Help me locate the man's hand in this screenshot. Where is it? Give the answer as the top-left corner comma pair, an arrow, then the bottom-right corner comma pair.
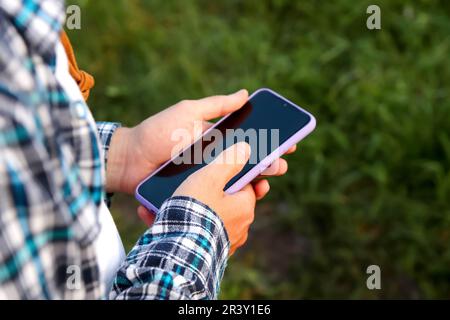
106,89 -> 294,195
173,142 -> 255,256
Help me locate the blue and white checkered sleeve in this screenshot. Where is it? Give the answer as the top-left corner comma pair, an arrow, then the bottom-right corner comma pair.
96,122 -> 121,206
110,196 -> 230,300
96,122 -> 121,165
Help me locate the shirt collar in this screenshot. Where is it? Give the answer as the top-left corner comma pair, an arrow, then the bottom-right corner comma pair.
0,0 -> 65,58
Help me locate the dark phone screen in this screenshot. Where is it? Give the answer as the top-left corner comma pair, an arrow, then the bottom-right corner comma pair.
137,90 -> 311,209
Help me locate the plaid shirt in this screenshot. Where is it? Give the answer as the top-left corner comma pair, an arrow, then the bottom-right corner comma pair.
0,0 -> 229,300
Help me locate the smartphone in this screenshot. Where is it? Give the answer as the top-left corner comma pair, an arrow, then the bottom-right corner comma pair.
136,88 -> 316,212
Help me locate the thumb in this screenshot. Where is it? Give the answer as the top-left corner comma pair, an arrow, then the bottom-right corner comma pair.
202,142 -> 251,188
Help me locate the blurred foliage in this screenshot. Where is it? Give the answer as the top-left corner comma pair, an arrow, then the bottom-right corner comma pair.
67,0 -> 450,299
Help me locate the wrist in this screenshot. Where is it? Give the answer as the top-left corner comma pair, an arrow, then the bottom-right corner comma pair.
105,126 -> 132,193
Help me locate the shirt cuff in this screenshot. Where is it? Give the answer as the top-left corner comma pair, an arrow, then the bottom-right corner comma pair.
96,121 -> 121,165
96,121 -> 121,207
110,196 -> 230,300
155,196 -> 230,298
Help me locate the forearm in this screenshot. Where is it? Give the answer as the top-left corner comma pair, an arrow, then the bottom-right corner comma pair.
109,196 -> 230,300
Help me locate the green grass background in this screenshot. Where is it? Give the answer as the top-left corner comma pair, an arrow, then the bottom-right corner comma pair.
67,0 -> 450,299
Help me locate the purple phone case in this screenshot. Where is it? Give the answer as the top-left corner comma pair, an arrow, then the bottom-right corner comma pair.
135,88 -> 317,213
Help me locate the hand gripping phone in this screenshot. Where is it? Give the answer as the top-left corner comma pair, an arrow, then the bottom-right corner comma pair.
136,88 -> 316,212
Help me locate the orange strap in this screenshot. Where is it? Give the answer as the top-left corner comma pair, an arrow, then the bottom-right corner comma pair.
60,31 -> 95,101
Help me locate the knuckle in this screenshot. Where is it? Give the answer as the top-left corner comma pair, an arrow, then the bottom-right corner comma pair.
243,212 -> 255,227
177,99 -> 192,110
247,209 -> 255,223
239,232 -> 249,247
245,192 -> 257,210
